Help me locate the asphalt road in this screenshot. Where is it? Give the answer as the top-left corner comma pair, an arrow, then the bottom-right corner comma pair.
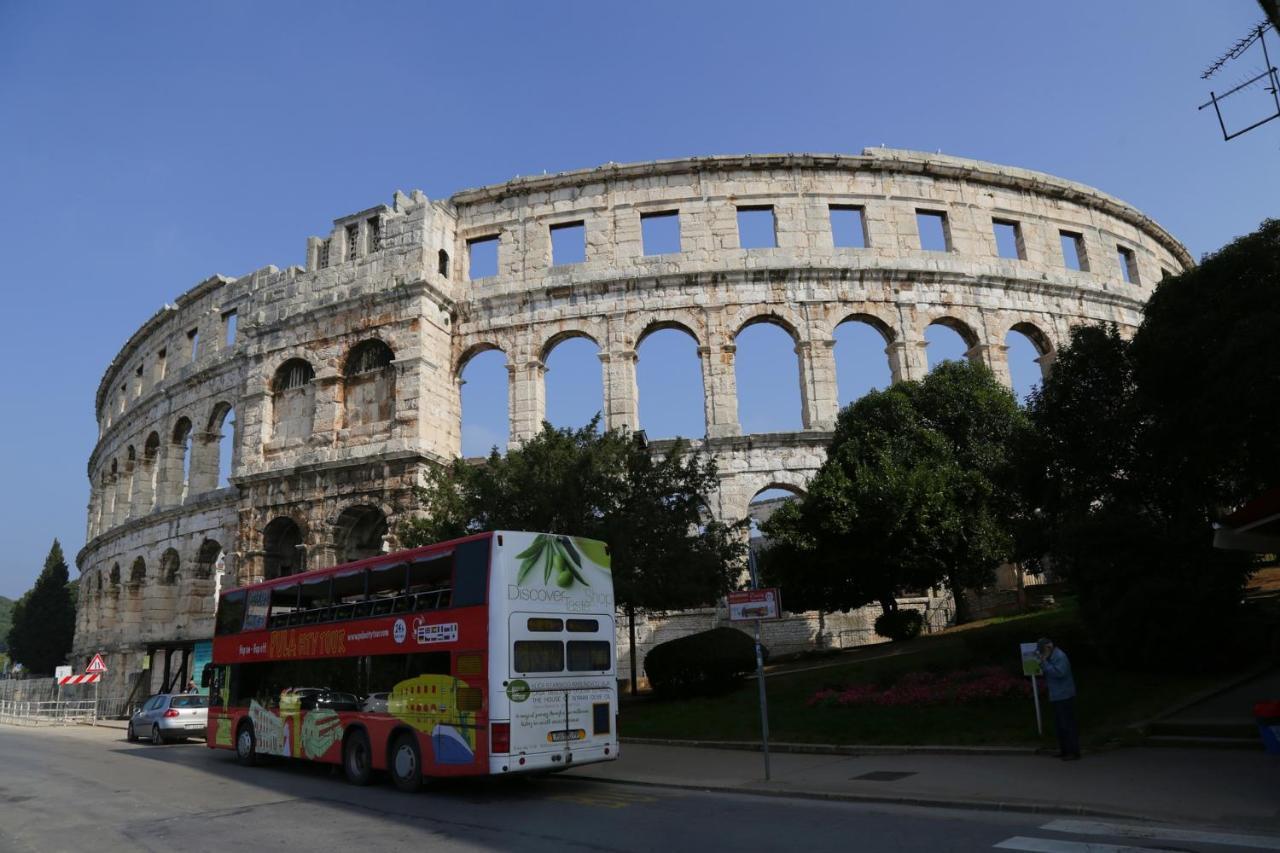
1,725 -> 1275,853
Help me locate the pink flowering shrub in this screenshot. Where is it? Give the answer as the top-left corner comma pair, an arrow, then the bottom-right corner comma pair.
807,665 -> 1030,708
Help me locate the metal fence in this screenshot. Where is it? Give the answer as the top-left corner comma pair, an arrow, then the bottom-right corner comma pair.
0,678 -> 135,725
0,700 -> 97,726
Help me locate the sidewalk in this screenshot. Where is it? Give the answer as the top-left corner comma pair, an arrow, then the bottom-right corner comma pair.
564,742 -> 1280,830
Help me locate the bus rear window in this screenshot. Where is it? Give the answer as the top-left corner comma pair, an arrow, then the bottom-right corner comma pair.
566,619 -> 599,633
527,618 -> 563,632
567,641 -> 611,672
514,641 -> 564,673
215,590 -> 246,636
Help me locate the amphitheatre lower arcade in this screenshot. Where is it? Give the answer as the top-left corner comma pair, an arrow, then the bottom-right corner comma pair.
75,149 -> 1191,696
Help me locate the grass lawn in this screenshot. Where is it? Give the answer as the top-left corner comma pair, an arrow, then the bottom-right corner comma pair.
621,606 -> 1244,749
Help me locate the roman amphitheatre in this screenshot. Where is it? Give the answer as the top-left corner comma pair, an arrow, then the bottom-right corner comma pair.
75,148 -> 1192,694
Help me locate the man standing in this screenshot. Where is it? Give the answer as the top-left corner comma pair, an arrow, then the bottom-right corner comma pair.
1037,637 -> 1080,760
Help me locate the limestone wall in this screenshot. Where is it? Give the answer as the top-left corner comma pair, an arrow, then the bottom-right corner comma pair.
76,149 -> 1191,691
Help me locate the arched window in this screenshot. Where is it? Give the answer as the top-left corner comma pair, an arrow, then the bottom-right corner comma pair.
543,334 -> 603,431
263,518 -> 305,579
342,340 -> 396,429
271,359 -> 316,441
637,324 -> 705,439
1006,323 -> 1055,402
206,403 -> 236,488
109,563 -> 121,586
925,319 -> 977,371
141,432 -> 161,513
333,505 -> 389,563
735,318 -> 802,434
748,485 -> 805,541
129,556 -> 146,585
160,548 -> 181,585
458,346 -> 508,457
195,539 -> 223,579
172,417 -> 193,504
122,446 -> 137,520
834,316 -> 894,405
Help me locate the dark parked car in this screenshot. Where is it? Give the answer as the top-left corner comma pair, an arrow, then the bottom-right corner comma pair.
128,693 -> 208,744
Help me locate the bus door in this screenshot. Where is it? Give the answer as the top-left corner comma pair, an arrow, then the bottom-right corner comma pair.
507,613 -> 616,762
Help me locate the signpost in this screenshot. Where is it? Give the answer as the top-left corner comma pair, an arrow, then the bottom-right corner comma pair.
731,555 -> 780,781
86,653 -> 107,727
1020,643 -> 1043,736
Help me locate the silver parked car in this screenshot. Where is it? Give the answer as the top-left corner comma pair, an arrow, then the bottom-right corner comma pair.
127,693 -> 209,744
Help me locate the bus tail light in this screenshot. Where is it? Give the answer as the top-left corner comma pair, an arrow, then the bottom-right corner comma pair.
164,709 -> 180,718
491,722 -> 510,754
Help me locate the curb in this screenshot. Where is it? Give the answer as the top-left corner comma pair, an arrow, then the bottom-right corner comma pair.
1129,663 -> 1277,734
621,737 -> 1038,757
558,772 -> 1159,824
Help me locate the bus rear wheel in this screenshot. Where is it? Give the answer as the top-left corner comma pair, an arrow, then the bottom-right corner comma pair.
235,721 -> 257,766
389,733 -> 423,793
343,731 -> 373,786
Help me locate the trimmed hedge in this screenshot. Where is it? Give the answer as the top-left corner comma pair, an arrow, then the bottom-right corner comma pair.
644,627 -> 766,698
874,609 -> 925,642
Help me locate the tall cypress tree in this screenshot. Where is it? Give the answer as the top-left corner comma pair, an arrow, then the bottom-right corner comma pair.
7,540 -> 76,675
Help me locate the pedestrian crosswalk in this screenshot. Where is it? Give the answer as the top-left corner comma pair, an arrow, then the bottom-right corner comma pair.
993,818 -> 1280,852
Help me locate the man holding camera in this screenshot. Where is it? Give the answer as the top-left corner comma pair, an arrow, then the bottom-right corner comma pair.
1037,637 -> 1080,760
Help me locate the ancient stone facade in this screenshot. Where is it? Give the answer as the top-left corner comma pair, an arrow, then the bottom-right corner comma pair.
76,149 -> 1192,693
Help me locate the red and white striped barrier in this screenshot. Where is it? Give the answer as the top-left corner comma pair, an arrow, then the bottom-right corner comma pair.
57,673 -> 101,685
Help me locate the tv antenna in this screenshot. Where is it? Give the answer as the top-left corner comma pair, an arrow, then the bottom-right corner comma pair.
1198,20 -> 1280,141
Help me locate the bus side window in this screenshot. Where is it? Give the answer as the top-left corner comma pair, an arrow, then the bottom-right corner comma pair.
452,539 -> 489,606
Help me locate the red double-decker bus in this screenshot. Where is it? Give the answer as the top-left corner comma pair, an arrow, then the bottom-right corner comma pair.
204,531 -> 618,791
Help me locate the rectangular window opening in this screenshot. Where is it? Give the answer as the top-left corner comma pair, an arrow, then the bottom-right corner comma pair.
223,311 -> 237,348
187,328 -> 199,363
367,217 -> 381,253
134,365 -> 143,397
641,210 -> 681,255
345,223 -> 359,262
550,220 -> 586,266
992,219 -> 1025,260
156,349 -> 167,382
467,235 -> 499,280
916,210 -> 951,252
317,239 -> 331,269
737,205 -> 777,249
1060,231 -> 1088,271
829,205 -> 868,249
438,248 -> 450,277
1117,245 -> 1139,284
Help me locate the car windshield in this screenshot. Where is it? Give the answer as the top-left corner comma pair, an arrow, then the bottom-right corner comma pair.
170,695 -> 208,708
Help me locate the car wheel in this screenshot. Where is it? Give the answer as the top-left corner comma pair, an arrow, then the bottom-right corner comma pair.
126,722 -> 137,743
151,724 -> 164,746
235,721 -> 257,766
389,733 -> 423,793
343,731 -> 373,786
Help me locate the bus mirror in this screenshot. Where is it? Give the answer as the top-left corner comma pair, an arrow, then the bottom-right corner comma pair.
200,663 -> 214,688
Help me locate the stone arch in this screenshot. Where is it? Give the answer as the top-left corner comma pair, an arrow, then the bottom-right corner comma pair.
636,319 -> 705,439
195,539 -> 223,579
542,330 -> 604,430
121,445 -> 136,520
733,309 -> 803,343
129,555 -> 146,585
206,402 -> 236,488
109,563 -> 120,587
925,315 -> 980,349
1005,320 -> 1056,400
454,341 -> 506,381
271,358 -> 316,441
834,313 -> 896,405
333,504 -> 389,564
1007,321 -> 1054,362
734,315 -> 804,434
342,338 -> 396,428
747,483 -> 807,538
924,315 -> 981,372
160,547 -> 180,585
139,431 -> 161,514
168,416 -> 194,506
456,342 -> 509,456
263,517 -> 305,579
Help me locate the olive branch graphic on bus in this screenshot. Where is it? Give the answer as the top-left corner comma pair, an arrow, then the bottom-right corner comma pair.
515,534 -> 609,589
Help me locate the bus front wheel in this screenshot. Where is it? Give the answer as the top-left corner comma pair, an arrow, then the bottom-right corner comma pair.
235,722 -> 257,766
389,733 -> 423,793
343,731 -> 373,786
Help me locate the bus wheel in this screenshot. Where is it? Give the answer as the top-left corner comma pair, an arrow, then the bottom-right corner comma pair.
343,731 -> 373,786
235,721 -> 257,766
389,733 -> 423,793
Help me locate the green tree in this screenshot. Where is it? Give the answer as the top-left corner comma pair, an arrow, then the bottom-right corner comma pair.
401,418 -> 746,691
1022,223 -> 1280,667
762,361 -> 1028,626
7,540 -> 76,675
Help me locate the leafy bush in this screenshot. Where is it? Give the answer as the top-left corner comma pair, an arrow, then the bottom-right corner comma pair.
874,609 -> 924,642
808,665 -> 1030,708
644,627 -> 764,698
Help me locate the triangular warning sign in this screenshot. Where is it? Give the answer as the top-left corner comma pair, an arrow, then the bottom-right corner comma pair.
85,653 -> 108,674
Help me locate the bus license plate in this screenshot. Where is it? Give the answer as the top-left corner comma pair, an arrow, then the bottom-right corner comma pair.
548,729 -> 585,743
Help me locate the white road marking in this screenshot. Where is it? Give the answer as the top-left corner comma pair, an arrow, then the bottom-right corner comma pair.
994,837 -> 1181,853
1042,818 -> 1280,851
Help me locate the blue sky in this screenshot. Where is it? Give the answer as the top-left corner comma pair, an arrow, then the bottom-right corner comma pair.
1,1 -> 1274,598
